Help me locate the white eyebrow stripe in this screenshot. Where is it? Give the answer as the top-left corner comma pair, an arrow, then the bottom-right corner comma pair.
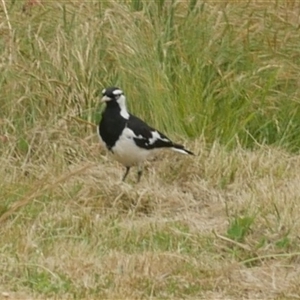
102,88 -> 106,94
112,89 -> 123,95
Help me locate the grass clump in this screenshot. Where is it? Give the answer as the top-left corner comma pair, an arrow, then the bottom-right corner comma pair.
1,1 -> 300,150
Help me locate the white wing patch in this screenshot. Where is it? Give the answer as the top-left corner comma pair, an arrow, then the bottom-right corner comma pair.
149,131 -> 170,145
123,128 -> 170,148
123,128 -> 147,141
123,127 -> 136,139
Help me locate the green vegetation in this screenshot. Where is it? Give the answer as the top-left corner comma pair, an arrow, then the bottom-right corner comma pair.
1,0 -> 300,151
1,1 -> 300,299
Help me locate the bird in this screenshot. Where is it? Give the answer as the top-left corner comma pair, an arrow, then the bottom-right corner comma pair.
98,86 -> 194,182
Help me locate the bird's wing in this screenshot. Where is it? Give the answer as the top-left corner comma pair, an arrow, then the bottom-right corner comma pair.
127,114 -> 174,150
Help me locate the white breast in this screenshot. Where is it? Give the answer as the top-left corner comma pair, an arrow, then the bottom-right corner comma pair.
111,127 -> 156,167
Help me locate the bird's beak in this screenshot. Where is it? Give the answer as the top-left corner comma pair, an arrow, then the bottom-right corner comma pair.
101,95 -> 111,103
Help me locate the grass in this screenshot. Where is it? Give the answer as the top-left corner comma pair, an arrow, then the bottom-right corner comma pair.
1,0 -> 300,299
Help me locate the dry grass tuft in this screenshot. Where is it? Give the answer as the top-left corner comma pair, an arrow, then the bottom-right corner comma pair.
1,134 -> 300,298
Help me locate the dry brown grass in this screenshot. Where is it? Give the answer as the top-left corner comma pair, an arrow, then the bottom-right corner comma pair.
1,130 -> 300,299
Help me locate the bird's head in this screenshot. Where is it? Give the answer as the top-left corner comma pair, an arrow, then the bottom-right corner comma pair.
101,87 -> 125,104
100,86 -> 129,119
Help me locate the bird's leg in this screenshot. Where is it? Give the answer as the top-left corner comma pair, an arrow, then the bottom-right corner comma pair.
137,165 -> 143,183
122,167 -> 130,182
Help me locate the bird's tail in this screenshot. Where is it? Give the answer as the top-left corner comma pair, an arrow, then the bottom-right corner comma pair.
171,143 -> 194,155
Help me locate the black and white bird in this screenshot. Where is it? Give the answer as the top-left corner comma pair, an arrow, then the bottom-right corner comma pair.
98,87 -> 194,182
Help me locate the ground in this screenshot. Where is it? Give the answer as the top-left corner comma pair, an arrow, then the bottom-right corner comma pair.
1,136 -> 300,299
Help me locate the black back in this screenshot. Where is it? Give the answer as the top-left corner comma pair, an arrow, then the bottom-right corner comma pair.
128,114 -> 174,150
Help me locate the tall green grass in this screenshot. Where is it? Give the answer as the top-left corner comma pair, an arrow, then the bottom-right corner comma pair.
1,1 -> 300,152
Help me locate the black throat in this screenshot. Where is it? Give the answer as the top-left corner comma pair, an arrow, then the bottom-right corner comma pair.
99,102 -> 127,151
